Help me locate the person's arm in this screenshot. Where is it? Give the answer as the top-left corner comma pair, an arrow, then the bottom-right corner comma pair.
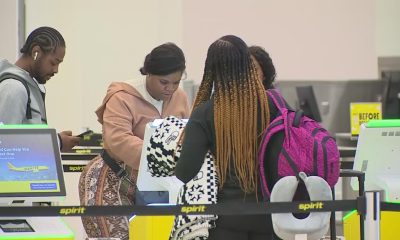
58,131 -> 80,152
175,106 -> 210,183
182,92 -> 191,118
102,93 -> 144,170
0,79 -> 28,124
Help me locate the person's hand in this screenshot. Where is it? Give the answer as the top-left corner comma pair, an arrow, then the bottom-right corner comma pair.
58,130 -> 80,152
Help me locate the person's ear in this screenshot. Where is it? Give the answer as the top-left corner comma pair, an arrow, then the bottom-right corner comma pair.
31,45 -> 41,61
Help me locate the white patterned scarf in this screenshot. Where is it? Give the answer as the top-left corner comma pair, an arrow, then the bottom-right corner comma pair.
146,116 -> 218,240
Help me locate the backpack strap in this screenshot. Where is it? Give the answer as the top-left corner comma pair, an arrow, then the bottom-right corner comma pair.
0,74 -> 32,119
267,89 -> 297,111
266,89 -> 287,112
267,89 -> 304,128
293,110 -> 303,127
266,88 -> 292,143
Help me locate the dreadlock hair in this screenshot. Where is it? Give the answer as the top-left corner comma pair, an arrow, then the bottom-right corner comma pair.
140,42 -> 186,76
20,27 -> 65,56
192,35 -> 270,193
248,45 -> 276,89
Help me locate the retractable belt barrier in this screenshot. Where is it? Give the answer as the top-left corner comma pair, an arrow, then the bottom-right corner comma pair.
0,197 -> 398,218
380,202 -> 400,212
0,198 -> 363,217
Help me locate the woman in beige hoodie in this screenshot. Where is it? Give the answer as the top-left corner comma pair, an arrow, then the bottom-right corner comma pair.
79,43 -> 190,240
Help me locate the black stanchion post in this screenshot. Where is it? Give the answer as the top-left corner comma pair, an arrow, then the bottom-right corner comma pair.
340,169 -> 366,240
330,187 -> 336,240
359,171 -> 365,240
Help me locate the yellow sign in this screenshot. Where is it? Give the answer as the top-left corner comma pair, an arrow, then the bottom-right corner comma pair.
350,102 -> 382,135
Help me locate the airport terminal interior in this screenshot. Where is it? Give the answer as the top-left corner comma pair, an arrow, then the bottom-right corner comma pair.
1,0 -> 400,239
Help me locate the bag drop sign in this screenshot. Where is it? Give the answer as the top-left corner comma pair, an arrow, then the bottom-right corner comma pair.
350,102 -> 382,135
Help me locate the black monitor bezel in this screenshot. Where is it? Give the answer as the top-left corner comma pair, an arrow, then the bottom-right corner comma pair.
382,71 -> 400,119
296,85 -> 322,122
0,128 -> 66,198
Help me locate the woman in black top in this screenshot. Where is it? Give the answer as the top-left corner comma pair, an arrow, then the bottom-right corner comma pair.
175,36 -> 282,240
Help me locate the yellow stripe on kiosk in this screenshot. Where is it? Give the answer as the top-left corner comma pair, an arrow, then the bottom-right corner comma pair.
129,215 -> 174,240
343,210 -> 400,240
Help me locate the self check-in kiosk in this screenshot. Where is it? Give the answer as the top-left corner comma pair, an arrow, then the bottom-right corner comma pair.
0,126 -> 74,240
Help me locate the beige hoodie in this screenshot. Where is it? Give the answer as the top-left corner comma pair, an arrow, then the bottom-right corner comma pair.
96,81 -> 190,170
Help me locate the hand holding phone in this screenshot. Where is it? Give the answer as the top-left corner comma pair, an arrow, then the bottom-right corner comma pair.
76,130 -> 94,138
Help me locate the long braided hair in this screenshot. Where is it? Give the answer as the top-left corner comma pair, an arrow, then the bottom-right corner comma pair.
193,35 -> 270,193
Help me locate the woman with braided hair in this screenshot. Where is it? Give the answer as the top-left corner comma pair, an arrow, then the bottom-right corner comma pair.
175,35 -> 282,239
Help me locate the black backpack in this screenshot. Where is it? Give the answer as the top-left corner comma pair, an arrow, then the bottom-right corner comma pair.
0,73 -> 32,119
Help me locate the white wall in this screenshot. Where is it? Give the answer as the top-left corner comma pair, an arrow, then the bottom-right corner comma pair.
24,0 -> 183,133
0,0 -> 21,62
376,0 -> 400,56
182,0 -> 378,82
19,0 -> 398,132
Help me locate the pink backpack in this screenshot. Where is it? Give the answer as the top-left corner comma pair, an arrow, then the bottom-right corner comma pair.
258,89 -> 340,199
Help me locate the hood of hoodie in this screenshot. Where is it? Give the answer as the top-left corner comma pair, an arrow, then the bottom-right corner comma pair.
0,59 -> 37,89
95,81 -> 145,124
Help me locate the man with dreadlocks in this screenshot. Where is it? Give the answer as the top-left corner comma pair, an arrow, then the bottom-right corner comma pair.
175,35 -> 282,239
0,26 -> 80,151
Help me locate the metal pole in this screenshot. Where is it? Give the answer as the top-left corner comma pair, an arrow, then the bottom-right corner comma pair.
330,187 -> 336,239
364,191 -> 380,240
